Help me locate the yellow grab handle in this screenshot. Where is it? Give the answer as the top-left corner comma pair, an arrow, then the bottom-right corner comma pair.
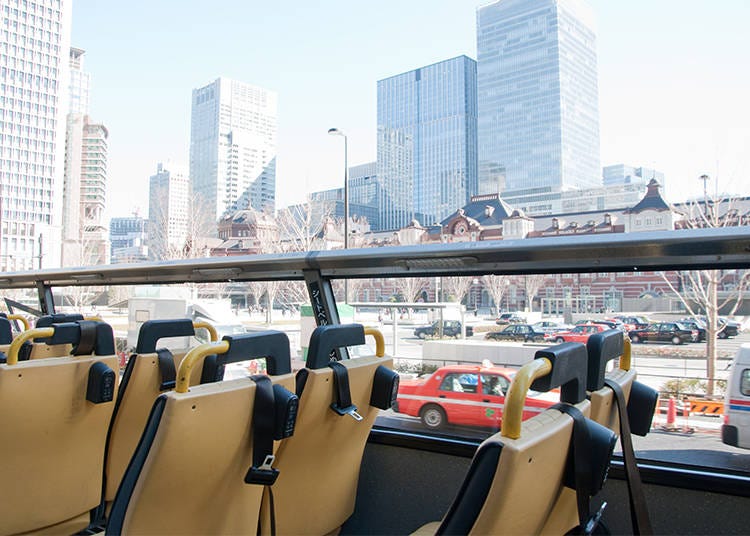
83,315 -> 102,322
7,314 -> 30,331
364,327 -> 385,357
501,357 -> 552,439
193,321 -> 218,342
6,327 -> 54,366
620,337 -> 632,371
175,340 -> 230,393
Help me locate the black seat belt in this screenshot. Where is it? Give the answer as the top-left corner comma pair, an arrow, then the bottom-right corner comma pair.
553,403 -> 601,535
604,379 -> 653,535
328,361 -> 362,421
244,375 -> 279,536
155,348 -> 176,391
72,320 -> 98,356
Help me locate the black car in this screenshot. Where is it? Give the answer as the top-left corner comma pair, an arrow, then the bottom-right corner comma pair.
676,319 -> 706,342
628,322 -> 697,345
495,313 -> 525,325
485,324 -> 546,343
684,317 -> 739,339
414,320 -> 473,339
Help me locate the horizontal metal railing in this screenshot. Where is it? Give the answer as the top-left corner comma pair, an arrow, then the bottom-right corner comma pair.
0,228 -> 748,289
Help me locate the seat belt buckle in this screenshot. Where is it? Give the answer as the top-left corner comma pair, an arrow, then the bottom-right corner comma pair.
244,454 -> 280,486
584,501 -> 607,535
330,403 -> 363,421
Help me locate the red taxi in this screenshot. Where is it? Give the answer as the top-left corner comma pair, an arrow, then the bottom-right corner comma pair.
544,323 -> 607,344
394,364 -> 557,430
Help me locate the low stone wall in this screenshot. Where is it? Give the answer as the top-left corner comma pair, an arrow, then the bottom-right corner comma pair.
421,339 -> 542,368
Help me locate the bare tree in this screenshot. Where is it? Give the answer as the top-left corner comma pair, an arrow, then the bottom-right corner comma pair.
150,193 -> 216,261
442,276 -> 473,303
392,277 -> 429,303
482,275 -> 511,315
660,185 -> 750,395
523,274 -> 548,312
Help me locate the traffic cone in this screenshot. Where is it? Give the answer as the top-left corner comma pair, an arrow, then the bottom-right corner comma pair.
666,397 -> 677,427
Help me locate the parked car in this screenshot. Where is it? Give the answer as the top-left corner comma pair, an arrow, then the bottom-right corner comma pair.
495,313 -> 525,325
530,321 -> 572,334
394,364 -> 557,430
610,315 -> 651,331
545,323 -> 608,344
485,324 -> 546,343
575,318 -> 627,332
676,319 -> 707,342
628,322 -> 696,345
413,320 -> 473,339
678,316 -> 741,340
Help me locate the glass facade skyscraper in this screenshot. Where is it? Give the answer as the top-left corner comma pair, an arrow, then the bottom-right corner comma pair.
377,56 -> 477,230
477,0 -> 600,197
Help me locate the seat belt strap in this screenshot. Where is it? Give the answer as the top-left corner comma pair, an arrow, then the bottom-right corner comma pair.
605,379 -> 654,535
155,348 -> 176,391
553,403 -> 593,533
245,374 -> 279,486
328,361 -> 362,421
245,375 -> 279,536
73,320 -> 98,356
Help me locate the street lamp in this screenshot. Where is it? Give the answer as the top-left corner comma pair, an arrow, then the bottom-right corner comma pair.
328,127 -> 349,301
327,128 -> 349,250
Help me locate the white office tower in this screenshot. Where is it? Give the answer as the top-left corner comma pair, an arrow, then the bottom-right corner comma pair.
62,47 -> 110,266
148,162 -> 190,260
190,78 -> 277,224
0,0 -> 72,270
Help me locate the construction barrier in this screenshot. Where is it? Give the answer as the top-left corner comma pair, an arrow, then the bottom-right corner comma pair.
687,398 -> 723,416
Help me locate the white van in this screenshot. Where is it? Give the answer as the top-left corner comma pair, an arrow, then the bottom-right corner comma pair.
722,344 -> 750,449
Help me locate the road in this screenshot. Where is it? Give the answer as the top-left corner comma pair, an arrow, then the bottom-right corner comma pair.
371,321 -> 750,474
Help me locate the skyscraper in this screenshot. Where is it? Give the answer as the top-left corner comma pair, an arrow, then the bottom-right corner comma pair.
477,0 -> 600,197
0,0 -> 72,270
190,78 -> 277,223
62,47 -> 110,267
377,55 -> 478,230
148,162 -> 190,260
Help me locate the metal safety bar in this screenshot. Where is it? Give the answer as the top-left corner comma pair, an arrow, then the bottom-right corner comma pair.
0,228 -> 746,288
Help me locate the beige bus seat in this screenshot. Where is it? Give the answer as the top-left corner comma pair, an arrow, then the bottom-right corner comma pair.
29,313 -> 86,359
412,343 -> 617,535
263,323 -> 395,536
0,321 -> 118,536
0,314 -> 82,361
103,319 -> 218,508
107,330 -> 298,535
587,330 -> 657,534
0,313 -> 29,333
0,314 -> 31,360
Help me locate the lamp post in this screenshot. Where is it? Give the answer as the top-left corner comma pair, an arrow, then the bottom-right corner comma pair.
328,127 -> 349,301
699,174 -> 709,221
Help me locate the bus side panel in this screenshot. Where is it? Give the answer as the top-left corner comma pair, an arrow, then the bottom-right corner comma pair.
723,346 -> 750,449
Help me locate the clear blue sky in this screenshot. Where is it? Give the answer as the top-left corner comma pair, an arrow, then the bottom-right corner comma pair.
71,0 -> 750,217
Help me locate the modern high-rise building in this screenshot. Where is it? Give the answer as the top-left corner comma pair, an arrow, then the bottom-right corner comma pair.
309,162 -> 381,230
0,0 -> 72,270
110,215 -> 149,263
62,47 -> 109,267
377,56 -> 478,230
190,78 -> 277,223
148,162 -> 190,260
603,164 -> 665,188
477,0 -> 600,197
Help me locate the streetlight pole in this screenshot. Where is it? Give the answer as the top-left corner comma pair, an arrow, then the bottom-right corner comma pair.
328,127 -> 349,302
699,174 -> 710,223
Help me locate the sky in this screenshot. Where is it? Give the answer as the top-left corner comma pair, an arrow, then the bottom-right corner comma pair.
70,0 -> 750,218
